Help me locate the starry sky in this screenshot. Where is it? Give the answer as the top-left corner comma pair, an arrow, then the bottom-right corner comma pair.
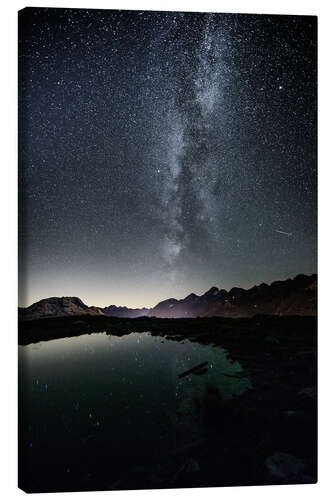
18,8 -> 317,308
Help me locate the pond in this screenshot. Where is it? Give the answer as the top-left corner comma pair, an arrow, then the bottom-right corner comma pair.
19,331 -> 251,491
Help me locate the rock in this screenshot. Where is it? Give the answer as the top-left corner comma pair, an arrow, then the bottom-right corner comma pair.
185,457 -> 200,473
298,387 -> 316,400
281,410 -> 297,418
264,335 -> 280,344
265,452 -> 306,481
170,457 -> 200,484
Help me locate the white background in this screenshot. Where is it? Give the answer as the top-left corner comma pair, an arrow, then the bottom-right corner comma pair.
1,0 -> 332,498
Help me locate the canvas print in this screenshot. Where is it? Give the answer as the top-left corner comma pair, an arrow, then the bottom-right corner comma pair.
18,8 -> 317,492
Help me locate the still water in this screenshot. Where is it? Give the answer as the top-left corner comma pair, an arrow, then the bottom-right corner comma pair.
19,331 -> 251,490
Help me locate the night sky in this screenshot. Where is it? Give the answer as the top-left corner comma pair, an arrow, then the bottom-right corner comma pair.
18,8 -> 317,308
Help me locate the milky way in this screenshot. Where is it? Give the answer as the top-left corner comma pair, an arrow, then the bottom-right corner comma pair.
18,8 -> 317,307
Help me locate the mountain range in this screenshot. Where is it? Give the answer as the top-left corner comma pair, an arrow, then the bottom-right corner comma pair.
18,274 -> 317,321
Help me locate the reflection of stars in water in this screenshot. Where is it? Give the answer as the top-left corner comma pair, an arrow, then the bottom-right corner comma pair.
22,332 -> 252,460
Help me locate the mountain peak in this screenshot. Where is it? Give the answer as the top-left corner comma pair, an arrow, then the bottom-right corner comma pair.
19,296 -> 104,321
184,293 -> 199,301
203,286 -> 219,296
